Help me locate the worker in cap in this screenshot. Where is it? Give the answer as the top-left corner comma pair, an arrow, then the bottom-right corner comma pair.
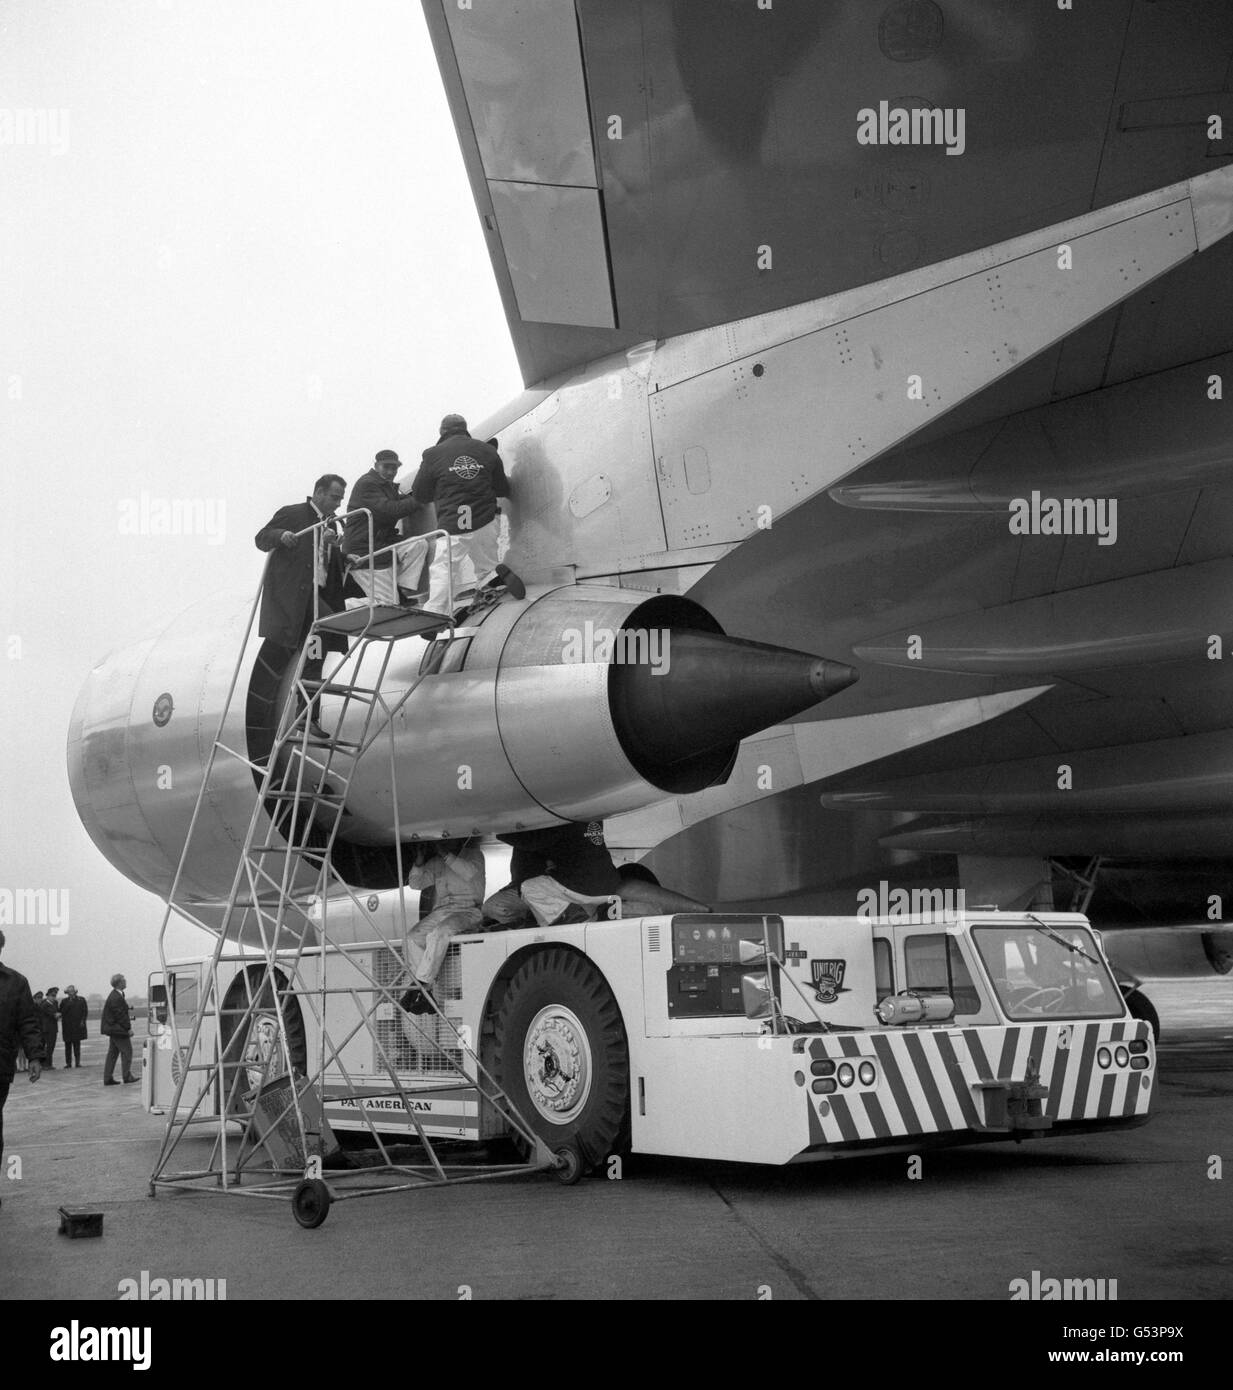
342,449 -> 429,607
407,414 -> 512,616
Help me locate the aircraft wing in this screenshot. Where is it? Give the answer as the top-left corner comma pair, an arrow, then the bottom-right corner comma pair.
423,0 -> 1232,384
424,1 -> 1233,938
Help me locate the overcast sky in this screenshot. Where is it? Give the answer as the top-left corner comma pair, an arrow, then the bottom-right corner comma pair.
0,0 -> 522,995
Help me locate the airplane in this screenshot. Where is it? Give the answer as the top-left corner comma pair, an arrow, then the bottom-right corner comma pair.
69,1 -> 1233,1036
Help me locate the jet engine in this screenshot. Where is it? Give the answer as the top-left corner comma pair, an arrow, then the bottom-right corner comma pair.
68,584 -> 855,927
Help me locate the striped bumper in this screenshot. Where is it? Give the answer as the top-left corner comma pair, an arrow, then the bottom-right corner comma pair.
805,1020 -> 1153,1148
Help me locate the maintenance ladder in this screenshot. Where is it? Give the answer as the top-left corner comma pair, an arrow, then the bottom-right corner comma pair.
148,512 -> 562,1227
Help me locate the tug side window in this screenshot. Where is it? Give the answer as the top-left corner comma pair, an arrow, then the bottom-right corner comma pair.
903,934 -> 980,1016
874,938 -> 894,1001
170,970 -> 199,1019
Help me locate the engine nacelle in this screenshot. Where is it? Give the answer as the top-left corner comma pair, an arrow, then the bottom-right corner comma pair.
1101,927 -> 1233,981
67,590 -> 317,911
68,584 -> 855,928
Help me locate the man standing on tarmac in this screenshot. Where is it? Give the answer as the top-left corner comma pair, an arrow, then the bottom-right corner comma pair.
39,986 -> 61,1068
101,973 -> 137,1086
409,415 -> 511,617
59,985 -> 88,1068
0,931 -> 44,1194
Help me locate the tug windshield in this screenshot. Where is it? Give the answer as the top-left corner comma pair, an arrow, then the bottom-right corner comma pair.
972,924 -> 1123,1022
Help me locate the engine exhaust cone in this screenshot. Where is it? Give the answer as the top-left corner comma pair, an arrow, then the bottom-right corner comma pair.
610,630 -> 856,777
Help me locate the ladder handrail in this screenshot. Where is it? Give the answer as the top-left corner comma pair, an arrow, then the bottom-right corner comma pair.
276,508 -> 460,632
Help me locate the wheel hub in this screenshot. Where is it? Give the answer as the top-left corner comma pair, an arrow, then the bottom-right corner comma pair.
524,1006 -> 593,1125
243,1014 -> 285,1089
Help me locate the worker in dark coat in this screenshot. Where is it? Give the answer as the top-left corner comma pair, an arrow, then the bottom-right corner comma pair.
100,973 -> 137,1086
59,985 -> 88,1068
253,474 -> 352,656
342,450 -> 428,607
410,415 -> 510,615
0,930 -> 44,1177
38,986 -> 60,1069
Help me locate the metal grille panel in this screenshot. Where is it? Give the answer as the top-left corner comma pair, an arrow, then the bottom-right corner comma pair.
372,944 -> 464,1076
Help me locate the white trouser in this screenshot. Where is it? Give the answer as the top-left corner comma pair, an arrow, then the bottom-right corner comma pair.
519,876 -> 620,929
426,519 -> 500,616
404,905 -> 483,987
348,538 -> 428,606
482,885 -> 532,926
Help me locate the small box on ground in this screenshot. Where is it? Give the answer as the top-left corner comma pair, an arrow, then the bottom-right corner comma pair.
58,1207 -> 104,1239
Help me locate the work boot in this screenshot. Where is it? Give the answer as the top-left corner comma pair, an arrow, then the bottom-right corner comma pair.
398,984 -> 436,1017
492,563 -> 526,600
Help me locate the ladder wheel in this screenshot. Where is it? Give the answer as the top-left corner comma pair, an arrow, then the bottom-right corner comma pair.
292,1178 -> 331,1229
493,948 -> 630,1176
551,1145 -> 584,1186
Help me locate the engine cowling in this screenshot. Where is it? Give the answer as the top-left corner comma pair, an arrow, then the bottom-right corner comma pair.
68,585 -> 856,932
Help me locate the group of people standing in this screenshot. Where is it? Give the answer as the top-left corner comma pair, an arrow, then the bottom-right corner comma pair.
0,932 -> 137,1193
26,984 -> 88,1069
7,962 -> 136,1083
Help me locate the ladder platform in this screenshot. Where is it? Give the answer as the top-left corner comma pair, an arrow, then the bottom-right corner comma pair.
314,607 -> 452,639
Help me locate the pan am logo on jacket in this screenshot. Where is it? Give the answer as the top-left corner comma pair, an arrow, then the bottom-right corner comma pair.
811,959 -> 848,1004
449,455 -> 483,481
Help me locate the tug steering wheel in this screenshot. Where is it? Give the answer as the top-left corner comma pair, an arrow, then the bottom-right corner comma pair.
1015,986 -> 1066,1014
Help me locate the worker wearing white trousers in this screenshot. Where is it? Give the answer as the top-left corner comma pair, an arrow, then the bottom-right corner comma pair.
351,537 -> 429,607
407,414 -> 510,617
400,839 -> 485,1016
425,518 -> 499,616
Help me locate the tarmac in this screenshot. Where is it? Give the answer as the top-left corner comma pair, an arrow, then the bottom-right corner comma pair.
2,979 -> 1230,1302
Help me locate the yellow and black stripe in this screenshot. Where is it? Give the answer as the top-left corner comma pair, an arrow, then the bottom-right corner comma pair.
805,1021 -> 1153,1146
